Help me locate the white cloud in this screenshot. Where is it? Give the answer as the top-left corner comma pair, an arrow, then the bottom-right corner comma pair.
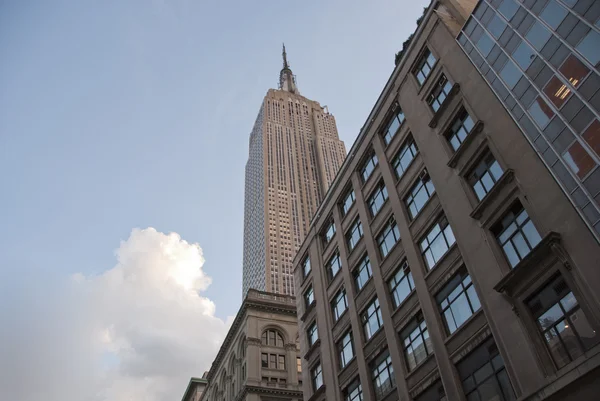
0,228 -> 229,401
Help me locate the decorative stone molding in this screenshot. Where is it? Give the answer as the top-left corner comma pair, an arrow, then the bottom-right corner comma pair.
284,343 -> 298,351
450,325 -> 492,363
246,337 -> 261,346
409,368 -> 441,399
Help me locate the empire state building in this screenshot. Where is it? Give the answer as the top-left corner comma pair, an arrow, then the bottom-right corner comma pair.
242,46 -> 346,296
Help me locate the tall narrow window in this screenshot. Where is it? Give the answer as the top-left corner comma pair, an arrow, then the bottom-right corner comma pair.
302,256 -> 311,278
361,152 -> 378,182
393,136 -> 418,178
346,218 -> 364,252
405,171 -> 435,219
338,330 -> 355,368
427,74 -> 453,112
400,314 -> 433,371
371,351 -> 396,400
341,188 -> 356,216
414,48 -> 437,85
261,353 -> 268,368
297,357 -> 302,374
527,275 -> 598,368
446,109 -> 475,151
492,202 -> 542,268
436,268 -> 481,334
389,261 -> 415,308
304,285 -> 315,308
327,251 -> 342,281
377,217 -> 401,258
311,362 -> 323,391
362,298 -> 383,340
323,219 -> 336,244
383,107 -> 405,145
307,322 -> 319,347
331,288 -> 348,322
353,255 -> 372,291
344,379 -> 363,401
468,152 -> 504,201
420,217 -> 456,269
368,182 -> 388,217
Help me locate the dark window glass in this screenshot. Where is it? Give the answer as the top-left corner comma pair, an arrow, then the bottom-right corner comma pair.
540,0 -> 568,29
304,285 -> 315,308
492,202 -> 542,267
341,189 -> 356,216
427,74 -> 453,112
270,354 -> 277,369
415,382 -> 447,401
302,256 -> 311,278
559,54 -> 589,88
513,41 -> 536,69
414,49 -> 438,85
477,31 -> 495,56
420,216 -> 456,269
457,338 -> 515,401
488,15 -> 507,39
368,182 -> 389,217
500,59 -> 522,89
332,288 -> 348,322
327,251 -> 342,280
563,140 -> 597,179
371,351 -> 395,400
346,219 -> 364,252
498,0 -> 519,20
544,75 -> 572,107
468,152 -> 504,201
576,29 -> 600,66
582,119 -> 600,157
526,21 -> 553,51
361,152 -> 378,182
389,260 -> 415,308
528,96 -> 554,128
308,322 -> 318,346
401,314 -> 433,371
344,379 -> 363,401
338,331 -> 355,368
446,109 -> 475,151
436,268 -> 481,334
405,172 -> 436,219
278,355 -> 286,370
527,275 -> 599,368
261,329 -> 285,347
377,217 -> 401,258
383,108 -> 405,145
362,297 -> 383,340
323,219 -> 336,243
311,362 -> 323,391
354,255 -> 372,291
261,353 -> 268,368
393,136 -> 419,178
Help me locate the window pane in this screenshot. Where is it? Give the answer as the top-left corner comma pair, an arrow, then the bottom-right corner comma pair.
500,59 -> 522,89
477,32 -> 494,57
576,29 -> 600,66
528,96 -> 554,128
498,0 -> 519,20
563,141 -> 597,179
513,41 -> 535,69
526,21 -> 552,51
540,0 -> 568,30
488,15 -> 507,39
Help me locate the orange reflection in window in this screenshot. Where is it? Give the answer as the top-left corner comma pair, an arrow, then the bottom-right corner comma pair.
563,141 -> 596,179
544,76 -> 570,108
582,119 -> 600,158
559,55 -> 589,89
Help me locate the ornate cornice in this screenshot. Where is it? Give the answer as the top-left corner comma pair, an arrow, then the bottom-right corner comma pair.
234,384 -> 303,401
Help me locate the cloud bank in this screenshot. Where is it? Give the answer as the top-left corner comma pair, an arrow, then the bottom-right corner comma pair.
0,228 -> 228,401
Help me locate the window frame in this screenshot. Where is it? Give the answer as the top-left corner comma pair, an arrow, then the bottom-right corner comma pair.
311,362 -> 323,392
361,297 -> 384,341
322,218 -> 336,245
368,181 -> 389,217
307,321 -> 319,347
346,218 -> 364,252
492,202 -> 542,268
353,254 -> 372,292
467,151 -> 504,201
360,151 -> 379,182
405,171 -> 436,220
420,216 -> 456,269
382,106 -> 406,145
304,285 -> 315,308
331,287 -> 348,322
377,217 -> 401,259
426,74 -> 453,112
436,268 -> 481,335
338,330 -> 355,369
389,260 -> 415,309
445,108 -> 476,152
400,314 -> 433,371
371,351 -> 396,400
341,187 -> 356,217
413,47 -> 438,86
392,135 -> 419,179
302,255 -> 311,278
326,251 -> 343,281
344,379 -> 363,401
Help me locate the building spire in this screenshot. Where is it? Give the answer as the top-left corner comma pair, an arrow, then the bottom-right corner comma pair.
279,44 -> 298,94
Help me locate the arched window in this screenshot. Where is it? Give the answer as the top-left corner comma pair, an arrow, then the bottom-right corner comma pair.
261,329 -> 284,347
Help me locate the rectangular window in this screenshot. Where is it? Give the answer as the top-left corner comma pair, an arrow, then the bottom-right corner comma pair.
354,255 -> 372,291
457,338 -> 514,401
368,182 -> 389,217
492,202 -> 542,268
302,256 -> 311,278
377,217 -> 401,258
468,152 -> 504,201
527,275 -> 599,368
344,379 -> 363,401
400,314 -> 433,371
308,322 -> 319,347
341,188 -> 356,216
327,251 -> 342,280
346,218 -> 364,252
389,260 -> 415,308
338,330 -> 355,368
420,217 -> 455,269
297,357 -> 302,374
446,109 -> 475,151
427,74 -> 453,112
383,107 -> 405,145
436,268 -> 481,334
311,362 -> 323,391
414,48 -> 437,85
405,172 -> 436,219
261,353 -> 268,368
361,152 -> 378,182
393,136 -> 418,178
371,351 -> 396,400
278,355 -> 286,370
332,288 -> 348,322
362,297 -> 383,340
270,354 -> 277,369
323,219 -> 336,244
304,285 -> 315,308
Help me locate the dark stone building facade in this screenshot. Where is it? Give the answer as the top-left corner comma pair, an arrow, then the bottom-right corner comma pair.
293,1 -> 600,400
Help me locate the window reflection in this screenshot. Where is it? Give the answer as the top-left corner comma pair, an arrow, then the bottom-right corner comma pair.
528,97 -> 554,129
487,15 -> 507,39
582,120 -> 600,158
563,141 -> 596,179
539,0 -> 568,30
498,0 -> 519,21
525,21 -> 552,51
544,76 -> 571,108
559,55 -> 589,89
576,29 -> 600,67
500,59 -> 521,89
512,41 -> 535,70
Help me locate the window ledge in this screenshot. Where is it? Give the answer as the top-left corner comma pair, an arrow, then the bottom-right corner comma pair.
470,169 -> 515,220
494,232 -> 562,296
405,352 -> 436,380
300,301 -> 316,323
423,243 -> 459,278
428,83 -> 461,129
307,385 -> 326,401
447,120 -> 484,168
303,339 -> 321,361
443,308 -> 485,346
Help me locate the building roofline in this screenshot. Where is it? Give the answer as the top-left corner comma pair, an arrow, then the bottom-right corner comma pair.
180,377 -> 209,401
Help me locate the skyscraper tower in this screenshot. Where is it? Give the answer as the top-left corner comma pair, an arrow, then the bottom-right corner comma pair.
242,45 -> 347,296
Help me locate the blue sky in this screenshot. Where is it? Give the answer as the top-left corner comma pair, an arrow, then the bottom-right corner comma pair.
0,1 -> 428,399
